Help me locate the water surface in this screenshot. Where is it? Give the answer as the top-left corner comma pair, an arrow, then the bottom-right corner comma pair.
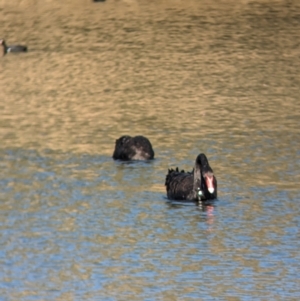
1,0 -> 300,300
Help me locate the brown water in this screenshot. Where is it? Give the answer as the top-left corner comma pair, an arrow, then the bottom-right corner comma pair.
1,0 -> 300,300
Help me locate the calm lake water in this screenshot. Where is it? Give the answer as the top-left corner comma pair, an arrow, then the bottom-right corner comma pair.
1,0 -> 300,300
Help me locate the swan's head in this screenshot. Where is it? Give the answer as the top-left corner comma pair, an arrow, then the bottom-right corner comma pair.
203,172 -> 215,194
196,153 -> 216,195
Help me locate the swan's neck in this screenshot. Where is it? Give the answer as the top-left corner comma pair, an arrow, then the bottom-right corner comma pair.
193,167 -> 202,200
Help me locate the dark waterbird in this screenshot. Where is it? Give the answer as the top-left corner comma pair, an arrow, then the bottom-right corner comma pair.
1,39 -> 27,56
165,153 -> 217,202
112,135 -> 155,161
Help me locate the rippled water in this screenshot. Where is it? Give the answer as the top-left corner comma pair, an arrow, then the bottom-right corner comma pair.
1,0 -> 300,300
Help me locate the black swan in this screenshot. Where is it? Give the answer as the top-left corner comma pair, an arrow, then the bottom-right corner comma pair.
112,135 -> 155,161
165,153 -> 217,201
1,39 -> 27,56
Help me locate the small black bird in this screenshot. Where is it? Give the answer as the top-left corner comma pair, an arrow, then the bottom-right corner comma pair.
1,39 -> 27,56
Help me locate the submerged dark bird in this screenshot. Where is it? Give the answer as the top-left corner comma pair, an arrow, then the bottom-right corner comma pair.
1,39 -> 27,56
165,153 -> 217,202
112,135 -> 155,161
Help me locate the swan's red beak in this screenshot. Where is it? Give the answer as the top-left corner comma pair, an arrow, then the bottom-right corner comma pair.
205,174 -> 215,194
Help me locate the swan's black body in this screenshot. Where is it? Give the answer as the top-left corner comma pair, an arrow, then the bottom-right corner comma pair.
165,153 -> 217,201
1,39 -> 27,56
112,135 -> 155,161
